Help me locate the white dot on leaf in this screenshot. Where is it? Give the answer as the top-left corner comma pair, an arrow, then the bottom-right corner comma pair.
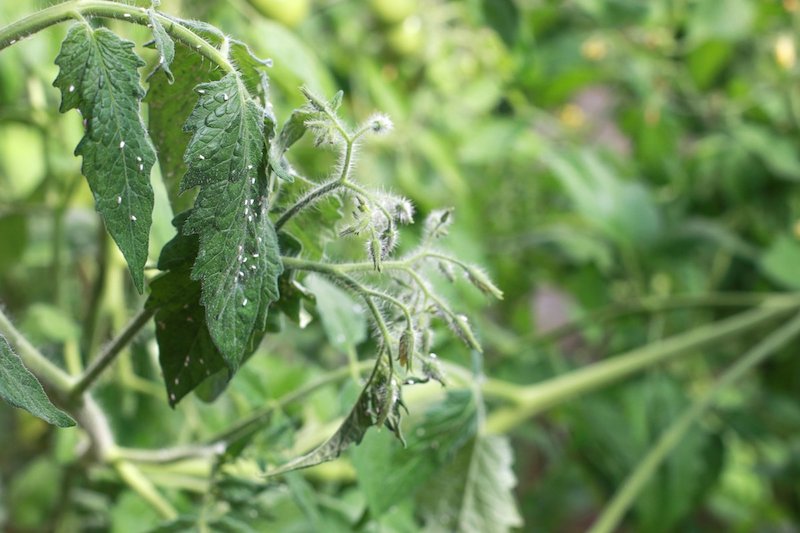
117,196 -> 122,205
242,298 -> 248,307
119,140 -> 125,149
130,215 -> 137,222
68,84 -> 75,93
198,154 -> 205,160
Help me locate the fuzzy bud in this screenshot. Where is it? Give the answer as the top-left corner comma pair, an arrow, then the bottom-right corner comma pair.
398,326 -> 415,368
367,113 -> 393,135
299,86 -> 326,111
424,208 -> 454,240
369,236 -> 383,271
465,266 -> 503,299
447,313 -> 482,353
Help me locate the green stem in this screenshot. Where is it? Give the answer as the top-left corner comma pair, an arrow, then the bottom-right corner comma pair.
0,305 -> 75,393
0,0 -> 234,73
485,303 -> 797,433
274,178 -> 343,230
531,292 -> 790,346
274,136 -> 355,230
71,307 -> 155,397
588,311 -> 800,533
113,460 -> 178,520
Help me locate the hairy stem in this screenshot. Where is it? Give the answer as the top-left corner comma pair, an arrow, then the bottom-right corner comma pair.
588,311 -> 800,533
274,136 -> 356,230
71,307 -> 155,397
274,178 -> 343,230
485,303 -> 797,433
0,0 -> 234,73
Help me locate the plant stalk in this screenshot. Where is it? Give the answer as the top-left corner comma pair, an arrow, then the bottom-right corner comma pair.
588,311 -> 800,533
485,303 -> 797,433
0,0 -> 234,73
71,307 -> 155,397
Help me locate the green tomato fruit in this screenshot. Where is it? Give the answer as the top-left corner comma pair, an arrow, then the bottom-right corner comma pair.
370,0 -> 418,24
249,0 -> 310,27
387,17 -> 423,56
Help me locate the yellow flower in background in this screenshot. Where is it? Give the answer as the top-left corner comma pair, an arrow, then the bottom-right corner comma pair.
775,35 -> 796,70
581,36 -> 607,61
559,104 -> 585,129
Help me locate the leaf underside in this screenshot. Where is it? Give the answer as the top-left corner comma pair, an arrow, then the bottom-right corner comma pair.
147,44 -> 223,214
266,359 -> 402,476
180,73 -> 282,370
420,433 -> 522,533
0,335 -> 75,427
54,24 -> 156,293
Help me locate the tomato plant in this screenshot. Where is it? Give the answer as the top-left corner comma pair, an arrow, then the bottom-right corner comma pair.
1,1 -> 800,531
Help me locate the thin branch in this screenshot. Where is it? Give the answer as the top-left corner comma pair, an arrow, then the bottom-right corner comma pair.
113,460 -> 178,520
71,307 -> 155,397
0,1 -> 234,73
485,302 -> 799,434
588,311 -> 800,533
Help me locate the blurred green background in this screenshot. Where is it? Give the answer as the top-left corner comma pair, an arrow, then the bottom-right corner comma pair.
2,0 -> 800,531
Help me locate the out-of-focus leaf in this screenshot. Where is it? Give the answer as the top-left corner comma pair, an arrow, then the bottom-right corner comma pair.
733,124 -> 800,181
0,213 -> 27,273
246,19 -> 335,96
20,303 -> 80,344
0,335 -> 74,427
761,236 -> 800,290
305,273 -> 366,353
544,149 -> 662,248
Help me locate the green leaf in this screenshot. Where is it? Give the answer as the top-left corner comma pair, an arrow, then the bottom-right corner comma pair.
761,236 -> 800,290
266,359 -> 402,476
0,335 -> 75,427
54,24 -> 157,293
419,434 -> 522,533
352,390 -> 478,516
147,214 -> 227,406
147,45 -> 222,214
305,274 -> 366,353
180,74 -> 282,369
147,9 -> 175,83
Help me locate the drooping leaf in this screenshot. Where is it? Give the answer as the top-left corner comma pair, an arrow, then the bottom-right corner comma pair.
180,74 -> 282,369
266,359 -> 402,476
147,45 -> 222,214
54,24 -> 157,293
147,9 -> 175,83
305,274 -> 366,353
0,335 -> 75,427
351,390 -> 478,516
418,435 -> 522,533
147,267 -> 227,407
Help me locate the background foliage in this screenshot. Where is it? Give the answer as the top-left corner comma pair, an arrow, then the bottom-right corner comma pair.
1,0 -> 800,531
